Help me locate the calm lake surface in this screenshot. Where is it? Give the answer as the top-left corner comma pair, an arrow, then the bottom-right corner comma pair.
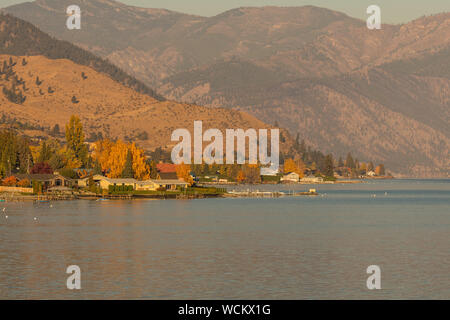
0,179 -> 449,299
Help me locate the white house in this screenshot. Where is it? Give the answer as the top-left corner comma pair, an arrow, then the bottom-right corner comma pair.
366,171 -> 376,177
260,167 -> 279,176
281,172 -> 300,183
300,175 -> 324,183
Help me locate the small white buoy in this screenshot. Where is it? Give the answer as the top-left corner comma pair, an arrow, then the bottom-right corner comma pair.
34,217 -> 37,221
5,215 -> 8,219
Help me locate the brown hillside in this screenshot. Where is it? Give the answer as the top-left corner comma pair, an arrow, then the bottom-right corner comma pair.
5,1 -> 449,176
0,55 -> 290,153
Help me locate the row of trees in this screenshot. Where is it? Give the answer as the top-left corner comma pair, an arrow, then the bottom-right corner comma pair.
0,114 -> 164,183
1,113 -> 388,186
190,163 -> 261,183
336,153 -> 386,177
287,134 -> 387,178
93,139 -> 150,180
0,130 -> 32,178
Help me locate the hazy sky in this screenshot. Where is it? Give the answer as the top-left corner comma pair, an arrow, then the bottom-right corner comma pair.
1,0 -> 449,23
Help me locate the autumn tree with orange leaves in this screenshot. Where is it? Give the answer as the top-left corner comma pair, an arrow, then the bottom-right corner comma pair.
283,158 -> 305,178
2,176 -> 17,186
93,139 -> 149,180
236,170 -> 245,183
176,163 -> 194,186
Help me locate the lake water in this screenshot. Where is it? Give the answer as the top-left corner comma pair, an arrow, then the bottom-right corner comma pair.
0,179 -> 449,299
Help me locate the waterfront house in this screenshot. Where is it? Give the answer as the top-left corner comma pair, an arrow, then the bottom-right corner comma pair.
300,175 -> 324,183
77,175 -> 187,191
153,179 -> 189,190
135,180 -> 160,191
281,172 -> 300,183
366,171 -> 376,177
78,175 -> 137,190
260,167 -> 279,176
13,174 -> 73,190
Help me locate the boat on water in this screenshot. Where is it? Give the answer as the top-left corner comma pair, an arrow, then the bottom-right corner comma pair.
96,198 -> 110,201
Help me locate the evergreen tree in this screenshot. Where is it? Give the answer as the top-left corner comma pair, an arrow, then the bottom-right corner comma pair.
93,160 -> 102,175
121,150 -> 134,178
50,124 -> 60,136
345,152 -> 355,168
38,141 -> 52,163
294,133 -> 300,150
149,160 -> 158,179
323,154 -> 334,177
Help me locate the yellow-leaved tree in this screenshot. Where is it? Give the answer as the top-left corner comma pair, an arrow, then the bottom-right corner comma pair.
176,163 -> 193,186
236,170 -> 245,183
93,139 -> 149,180
93,139 -> 113,172
284,158 -> 305,178
129,143 -> 150,180
107,140 -> 128,178
284,158 -> 298,174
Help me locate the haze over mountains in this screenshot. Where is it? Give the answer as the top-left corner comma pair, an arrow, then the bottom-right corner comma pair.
4,0 -> 450,176
0,14 -> 290,155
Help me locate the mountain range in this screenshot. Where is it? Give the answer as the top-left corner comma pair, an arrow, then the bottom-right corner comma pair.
3,0 -> 450,176
0,13 -> 292,156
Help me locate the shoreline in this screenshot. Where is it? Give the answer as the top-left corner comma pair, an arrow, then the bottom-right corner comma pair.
0,192 -> 225,202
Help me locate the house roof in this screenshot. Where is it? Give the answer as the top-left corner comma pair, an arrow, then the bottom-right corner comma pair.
136,180 -> 159,186
102,178 -> 137,184
156,163 -> 177,173
158,172 -> 178,180
260,167 -> 279,176
13,174 -> 70,181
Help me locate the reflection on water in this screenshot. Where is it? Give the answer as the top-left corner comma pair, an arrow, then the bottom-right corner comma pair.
0,180 -> 449,299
